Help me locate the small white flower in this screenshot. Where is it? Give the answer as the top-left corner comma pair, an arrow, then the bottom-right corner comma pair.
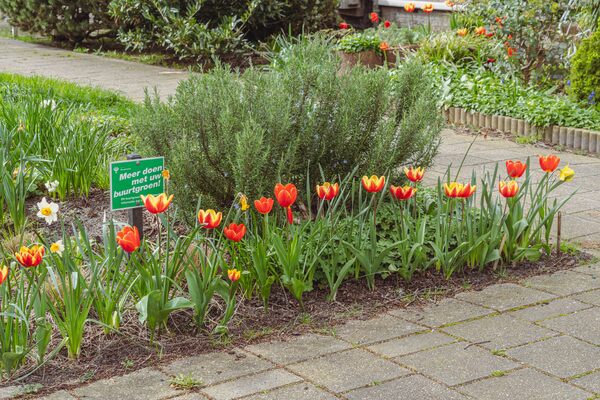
36,197 -> 59,225
45,180 -> 59,193
50,240 -> 64,256
40,99 -> 57,110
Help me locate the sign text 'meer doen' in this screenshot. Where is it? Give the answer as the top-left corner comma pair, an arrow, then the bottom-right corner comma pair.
110,157 -> 165,211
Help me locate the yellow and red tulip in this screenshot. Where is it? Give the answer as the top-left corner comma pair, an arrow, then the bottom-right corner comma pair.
116,226 -> 141,253
499,180 -> 519,198
457,28 -> 468,37
404,166 -> 424,183
361,175 -> 385,193
423,3 -> 434,13
390,185 -> 417,200
0,265 -> 8,286
224,223 -> 247,242
274,183 -> 297,208
475,26 -> 487,35
506,160 -> 527,178
316,182 -> 339,201
404,2 -> 415,12
198,209 -> 223,229
227,268 -> 241,282
254,197 -> 274,215
140,193 -> 173,214
15,245 -> 45,268
444,182 -> 476,199
379,41 -> 390,52
539,154 -> 560,173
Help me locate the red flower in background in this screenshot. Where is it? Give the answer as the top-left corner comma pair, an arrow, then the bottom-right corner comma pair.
254,197 -> 274,214
339,22 -> 349,29
224,223 -> 247,242
384,20 -> 391,28
370,12 -> 379,23
506,160 -> 527,178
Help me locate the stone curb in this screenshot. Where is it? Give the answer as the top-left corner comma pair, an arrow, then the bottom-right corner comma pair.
444,107 -> 600,154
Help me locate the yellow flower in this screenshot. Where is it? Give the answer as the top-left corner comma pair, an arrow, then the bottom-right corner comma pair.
559,164 -> 574,182
162,169 -> 170,181
239,194 -> 250,211
50,240 -> 64,256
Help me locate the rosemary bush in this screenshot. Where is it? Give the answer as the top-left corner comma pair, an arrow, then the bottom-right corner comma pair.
135,36 -> 443,214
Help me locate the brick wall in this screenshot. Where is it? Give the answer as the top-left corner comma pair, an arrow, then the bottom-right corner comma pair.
380,7 -> 451,31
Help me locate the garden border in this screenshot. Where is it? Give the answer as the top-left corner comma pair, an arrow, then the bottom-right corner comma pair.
444,107 -> 600,154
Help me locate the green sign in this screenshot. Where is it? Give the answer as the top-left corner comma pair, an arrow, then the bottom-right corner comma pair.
110,157 -> 165,211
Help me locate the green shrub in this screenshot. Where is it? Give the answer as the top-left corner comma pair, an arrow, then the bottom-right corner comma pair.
569,29 -> 600,104
135,36 -> 443,215
418,32 -> 502,66
0,0 -> 115,43
109,0 -> 337,63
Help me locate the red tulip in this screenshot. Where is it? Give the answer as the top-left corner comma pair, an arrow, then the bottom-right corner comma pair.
0,265 -> 8,286
228,268 -> 241,282
140,193 -> 173,214
15,245 -> 45,267
254,197 -> 274,214
384,20 -> 391,28
361,175 -> 385,193
370,12 -> 379,23
475,26 -> 487,35
539,155 -> 560,173
274,183 -> 297,208
390,185 -> 416,200
507,47 -> 516,57
404,166 -> 424,183
379,41 -> 390,52
116,226 -> 141,253
198,209 -> 223,229
499,180 -> 519,198
224,223 -> 246,242
506,160 -> 527,178
339,22 -> 349,29
316,182 -> 339,201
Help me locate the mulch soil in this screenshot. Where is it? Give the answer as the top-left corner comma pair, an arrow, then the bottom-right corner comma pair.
3,188 -> 593,398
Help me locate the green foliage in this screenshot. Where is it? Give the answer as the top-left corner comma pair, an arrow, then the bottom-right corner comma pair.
135,36 -> 443,213
418,31 -> 502,66
0,0 -> 115,43
109,0 -> 337,62
569,29 -> 600,104
337,32 -> 382,53
436,64 -> 600,130
337,26 -> 428,54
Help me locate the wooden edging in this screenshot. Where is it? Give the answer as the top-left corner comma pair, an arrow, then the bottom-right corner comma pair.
444,107 -> 600,154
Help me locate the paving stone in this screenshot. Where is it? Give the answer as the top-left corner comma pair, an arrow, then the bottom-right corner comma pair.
455,283 -> 556,311
459,368 -> 591,400
345,374 -> 468,400
507,336 -> 600,378
397,342 -> 518,386
0,387 -> 20,400
242,382 -> 337,400
245,333 -> 350,365
334,314 -> 424,345
574,263 -> 600,278
169,394 -> 209,400
367,332 -> 457,358
509,298 -> 592,321
74,368 -> 179,400
287,348 -> 410,393
38,391 -> 77,400
442,314 -> 556,349
572,371 -> 600,393
201,369 -> 301,400
572,289 -> 600,305
539,307 -> 600,345
161,349 -> 273,386
522,270 -> 600,295
389,298 -> 493,327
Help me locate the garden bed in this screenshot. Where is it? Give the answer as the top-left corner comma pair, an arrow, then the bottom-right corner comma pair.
8,250 -> 587,398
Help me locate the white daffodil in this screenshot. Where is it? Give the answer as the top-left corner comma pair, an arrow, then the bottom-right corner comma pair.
41,99 -> 57,110
36,197 -> 59,225
50,240 -> 64,256
45,180 -> 59,193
